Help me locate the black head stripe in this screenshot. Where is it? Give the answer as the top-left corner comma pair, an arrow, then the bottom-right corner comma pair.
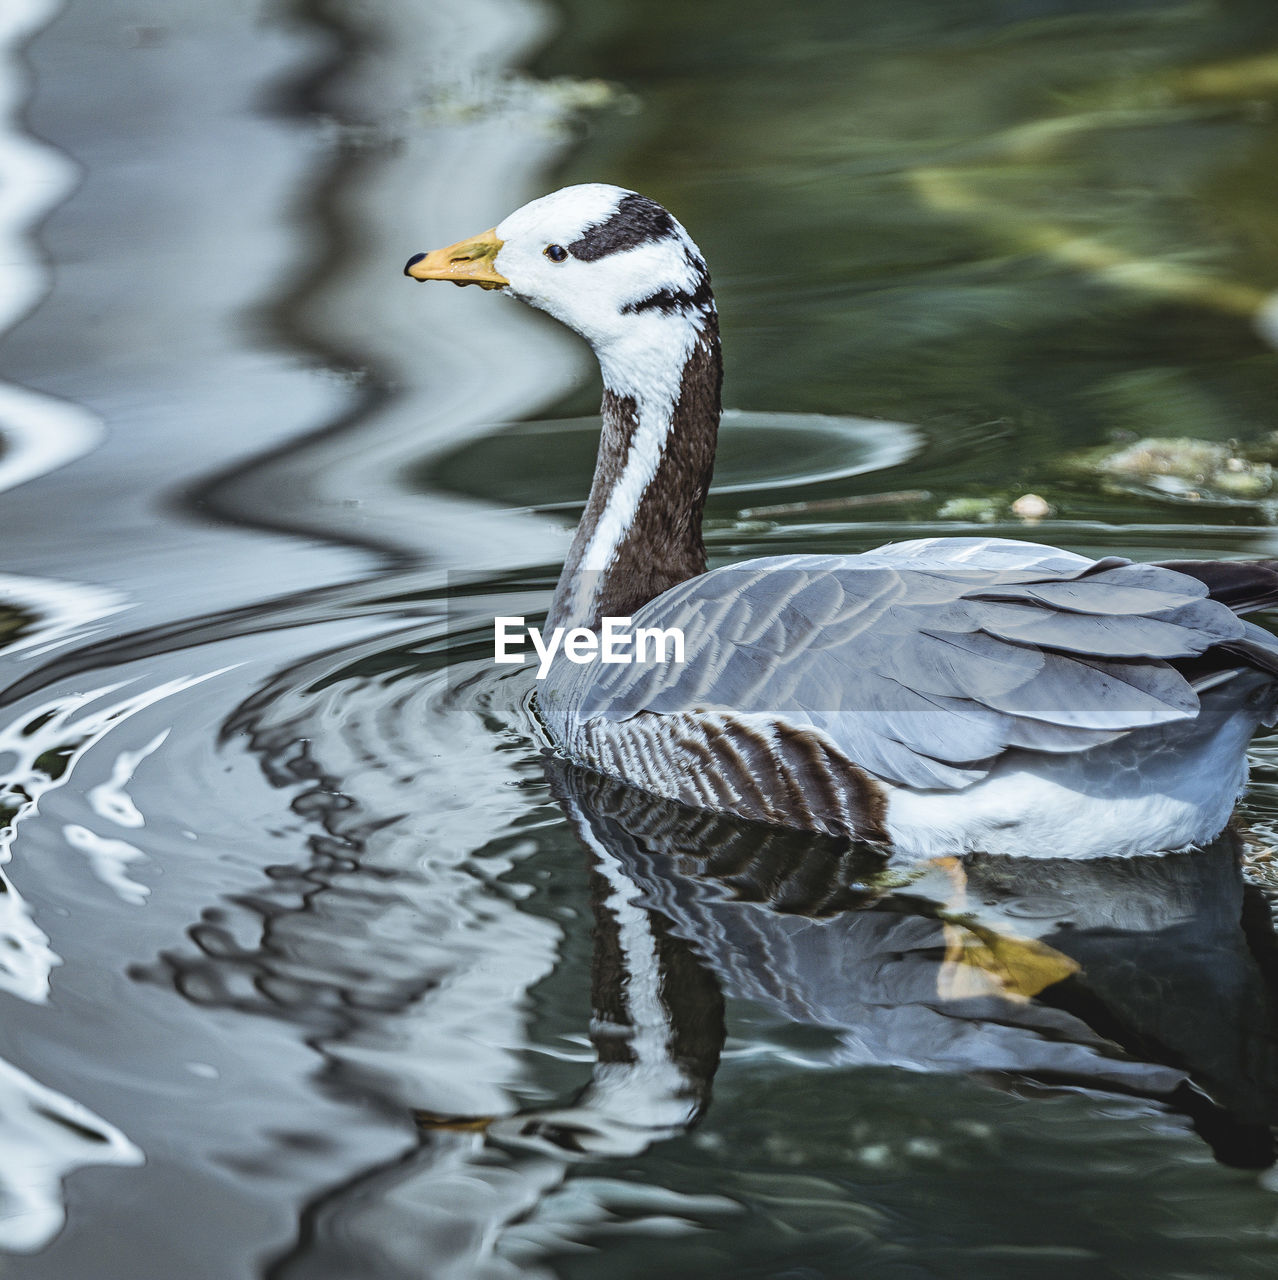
622,275 -> 715,316
568,193 -> 678,262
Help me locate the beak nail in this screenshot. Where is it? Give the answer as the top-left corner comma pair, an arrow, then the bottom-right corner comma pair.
404,252 -> 427,277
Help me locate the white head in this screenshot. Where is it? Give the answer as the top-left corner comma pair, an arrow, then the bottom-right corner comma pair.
407,185 -> 723,630
405,184 -> 716,395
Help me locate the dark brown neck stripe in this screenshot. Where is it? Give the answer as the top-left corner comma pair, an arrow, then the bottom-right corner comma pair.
549,314 -> 722,630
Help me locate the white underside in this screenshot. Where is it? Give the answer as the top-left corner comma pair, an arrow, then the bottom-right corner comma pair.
882,679 -> 1267,860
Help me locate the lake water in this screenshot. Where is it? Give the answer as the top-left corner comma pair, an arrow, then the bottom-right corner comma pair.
3,0 -> 1278,1275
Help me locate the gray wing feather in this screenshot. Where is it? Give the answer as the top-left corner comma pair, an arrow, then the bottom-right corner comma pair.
567,540 -> 1254,790
963,601 -> 1218,658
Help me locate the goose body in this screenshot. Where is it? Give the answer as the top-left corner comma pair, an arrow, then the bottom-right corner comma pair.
407,184 -> 1278,859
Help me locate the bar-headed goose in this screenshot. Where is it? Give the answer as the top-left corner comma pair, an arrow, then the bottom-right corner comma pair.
406,184 -> 1278,860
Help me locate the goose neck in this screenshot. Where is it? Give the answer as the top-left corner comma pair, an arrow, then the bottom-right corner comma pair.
548,316 -> 721,632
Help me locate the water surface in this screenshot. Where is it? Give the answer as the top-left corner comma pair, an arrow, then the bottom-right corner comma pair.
3,0 -> 1278,1275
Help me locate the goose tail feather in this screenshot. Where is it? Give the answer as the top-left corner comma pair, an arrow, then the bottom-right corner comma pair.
1157,559 -> 1278,616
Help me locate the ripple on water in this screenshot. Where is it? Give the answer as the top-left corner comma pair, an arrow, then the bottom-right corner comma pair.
0,1055 -> 142,1254
5,0 -> 1278,1270
5,557 -> 1278,1275
0,0 -> 102,498
422,410 -> 923,512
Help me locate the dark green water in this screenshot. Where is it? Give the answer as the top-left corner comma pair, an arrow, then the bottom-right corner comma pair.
2,0 -> 1278,1276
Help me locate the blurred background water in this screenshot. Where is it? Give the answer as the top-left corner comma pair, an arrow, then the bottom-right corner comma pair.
2,0 -> 1278,1275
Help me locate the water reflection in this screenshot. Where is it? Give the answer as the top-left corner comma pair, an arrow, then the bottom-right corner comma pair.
0,1055 -> 141,1254
6,524 -> 1271,1260
542,761 -> 1278,1170
2,0 -> 1278,1271
152,619 -> 1278,1274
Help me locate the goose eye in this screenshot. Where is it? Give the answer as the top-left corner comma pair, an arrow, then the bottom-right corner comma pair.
544,244 -> 568,263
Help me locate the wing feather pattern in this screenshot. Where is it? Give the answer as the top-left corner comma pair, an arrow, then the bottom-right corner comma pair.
563,538 -> 1262,792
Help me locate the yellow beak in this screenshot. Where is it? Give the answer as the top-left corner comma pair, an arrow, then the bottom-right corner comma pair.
404,227 -> 508,290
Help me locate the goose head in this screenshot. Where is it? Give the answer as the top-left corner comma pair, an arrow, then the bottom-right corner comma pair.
405,184 -> 716,392
405,185 -> 722,630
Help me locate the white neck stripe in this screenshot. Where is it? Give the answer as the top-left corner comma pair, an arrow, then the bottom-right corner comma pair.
583,410 -> 670,574
561,312 -> 700,625
560,407 -> 670,627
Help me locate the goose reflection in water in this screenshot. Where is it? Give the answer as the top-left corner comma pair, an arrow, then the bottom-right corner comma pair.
143,643 -> 1278,1273
454,757 -> 1278,1172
